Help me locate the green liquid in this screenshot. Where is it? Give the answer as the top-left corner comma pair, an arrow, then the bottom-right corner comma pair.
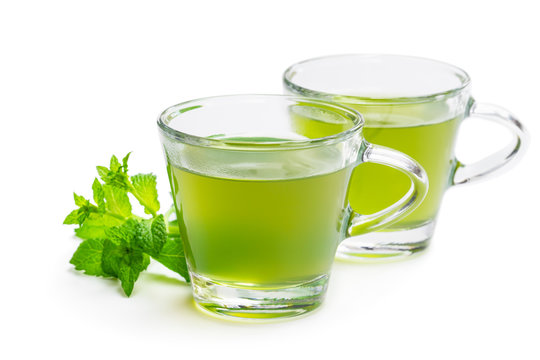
291,101 -> 462,228
169,161 -> 352,286
351,118 -> 460,226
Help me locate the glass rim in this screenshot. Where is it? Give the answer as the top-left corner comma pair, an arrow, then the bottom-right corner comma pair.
157,94 -> 364,150
283,54 -> 472,105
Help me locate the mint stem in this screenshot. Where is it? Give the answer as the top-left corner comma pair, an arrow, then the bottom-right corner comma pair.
105,210 -> 141,222
108,212 -> 127,221
164,206 -> 175,222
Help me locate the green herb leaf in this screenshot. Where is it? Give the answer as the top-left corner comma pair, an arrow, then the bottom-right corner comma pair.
116,257 -> 149,296
74,214 -> 124,240
70,238 -> 107,277
65,152 -> 190,297
97,154 -> 131,189
97,166 -> 109,181
63,209 -> 81,225
122,152 -> 131,173
66,193 -> 99,225
103,185 -> 131,218
133,215 -> 167,257
131,173 -> 160,215
153,235 -> 190,282
101,238 -> 148,296
102,220 -> 151,296
105,218 -> 138,243
110,155 -> 122,172
92,178 -> 106,212
74,193 -> 89,207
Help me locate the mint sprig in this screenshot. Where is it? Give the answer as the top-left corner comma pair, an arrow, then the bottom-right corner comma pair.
64,153 -> 189,296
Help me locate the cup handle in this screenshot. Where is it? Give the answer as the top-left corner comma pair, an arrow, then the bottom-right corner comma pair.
347,141 -> 429,237
452,102 -> 529,186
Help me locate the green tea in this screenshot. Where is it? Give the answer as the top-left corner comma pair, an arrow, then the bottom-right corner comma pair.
168,159 -> 352,286
291,101 -> 462,228
348,104 -> 461,228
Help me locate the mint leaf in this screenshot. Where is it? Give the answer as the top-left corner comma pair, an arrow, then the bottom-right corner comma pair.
97,154 -> 130,189
133,215 -> 167,257
102,238 -> 149,296
92,178 -> 106,212
65,152 -> 190,297
63,209 -> 81,225
74,193 -> 88,207
70,238 -> 107,277
97,166 -> 109,181
122,152 -> 131,173
116,257 -> 149,296
102,242 -> 150,297
110,155 -> 122,172
151,215 -> 167,248
103,185 -> 131,218
105,218 -> 138,243
131,174 -> 160,215
153,235 -> 190,282
74,214 -> 124,240
102,220 -> 151,296
65,193 -> 99,225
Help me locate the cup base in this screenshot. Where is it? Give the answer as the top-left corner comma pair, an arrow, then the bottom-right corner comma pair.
191,272 -> 328,320
336,221 -> 435,261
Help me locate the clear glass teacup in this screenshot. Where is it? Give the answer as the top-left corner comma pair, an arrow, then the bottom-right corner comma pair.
284,54 -> 528,260
158,95 -> 428,319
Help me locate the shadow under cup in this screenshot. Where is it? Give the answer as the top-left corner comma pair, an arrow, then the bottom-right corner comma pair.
157,95 -> 427,320
284,54 -> 528,260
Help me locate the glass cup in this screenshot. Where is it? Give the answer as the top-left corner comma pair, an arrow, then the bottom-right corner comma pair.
284,54 -> 528,260
158,95 -> 428,320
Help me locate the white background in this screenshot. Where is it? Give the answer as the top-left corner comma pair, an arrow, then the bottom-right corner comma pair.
1,0 -> 539,359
